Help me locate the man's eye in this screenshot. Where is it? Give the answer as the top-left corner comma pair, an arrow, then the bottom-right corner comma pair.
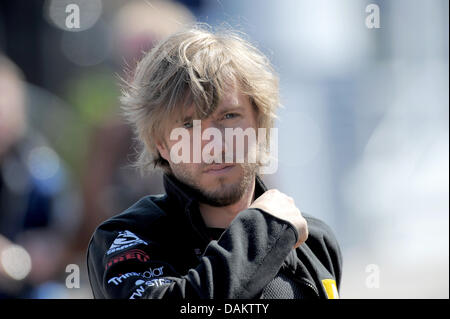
183,121 -> 193,129
224,113 -> 238,120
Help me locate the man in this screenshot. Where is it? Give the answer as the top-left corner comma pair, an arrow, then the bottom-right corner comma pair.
87,26 -> 342,299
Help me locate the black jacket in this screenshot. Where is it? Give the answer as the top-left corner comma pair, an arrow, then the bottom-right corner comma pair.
87,174 -> 343,299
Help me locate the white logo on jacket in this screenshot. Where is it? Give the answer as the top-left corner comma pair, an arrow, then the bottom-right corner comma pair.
106,230 -> 148,255
108,266 -> 164,286
129,278 -> 172,299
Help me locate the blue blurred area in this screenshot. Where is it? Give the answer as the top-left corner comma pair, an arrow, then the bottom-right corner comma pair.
0,0 -> 448,298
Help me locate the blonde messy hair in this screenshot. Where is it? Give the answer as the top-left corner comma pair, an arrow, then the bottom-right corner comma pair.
120,24 -> 280,173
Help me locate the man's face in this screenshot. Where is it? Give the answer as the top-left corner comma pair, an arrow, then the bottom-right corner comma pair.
157,84 -> 259,206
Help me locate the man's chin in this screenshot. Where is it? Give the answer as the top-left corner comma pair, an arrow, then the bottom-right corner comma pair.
196,179 -> 238,206
199,173 -> 254,207
197,188 -> 243,207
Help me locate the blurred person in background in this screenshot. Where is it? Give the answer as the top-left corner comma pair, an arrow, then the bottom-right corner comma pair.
0,54 -> 79,298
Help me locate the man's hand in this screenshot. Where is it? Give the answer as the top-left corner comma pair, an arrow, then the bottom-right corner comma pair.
250,189 -> 308,248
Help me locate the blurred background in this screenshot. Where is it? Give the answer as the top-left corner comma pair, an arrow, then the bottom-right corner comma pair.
0,0 -> 447,298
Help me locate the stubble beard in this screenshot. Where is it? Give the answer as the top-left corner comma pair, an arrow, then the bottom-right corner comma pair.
170,162 -> 258,207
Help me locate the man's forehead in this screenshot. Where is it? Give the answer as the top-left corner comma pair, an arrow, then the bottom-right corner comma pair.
219,87 -> 242,108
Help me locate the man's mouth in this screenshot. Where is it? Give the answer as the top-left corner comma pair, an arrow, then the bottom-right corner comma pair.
203,164 -> 235,175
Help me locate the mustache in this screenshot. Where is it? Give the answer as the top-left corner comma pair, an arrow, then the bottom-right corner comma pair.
201,149 -> 255,165
203,153 -> 234,164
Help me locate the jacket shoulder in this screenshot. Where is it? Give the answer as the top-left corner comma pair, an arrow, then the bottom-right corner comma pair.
87,195 -> 170,255
98,195 -> 168,232
304,214 -> 339,244
303,213 -> 343,287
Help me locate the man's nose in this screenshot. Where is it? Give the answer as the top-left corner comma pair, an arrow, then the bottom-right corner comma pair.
198,120 -> 227,161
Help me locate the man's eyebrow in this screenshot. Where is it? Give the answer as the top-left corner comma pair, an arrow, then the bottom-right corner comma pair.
217,105 -> 244,115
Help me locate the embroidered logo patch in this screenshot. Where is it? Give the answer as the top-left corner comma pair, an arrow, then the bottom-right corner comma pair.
106,230 -> 148,255
322,279 -> 339,299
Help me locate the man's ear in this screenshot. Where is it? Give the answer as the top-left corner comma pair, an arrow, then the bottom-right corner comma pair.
156,140 -> 170,162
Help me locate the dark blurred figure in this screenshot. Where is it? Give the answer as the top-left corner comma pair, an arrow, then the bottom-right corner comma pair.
72,0 -> 195,256
0,54 -> 79,298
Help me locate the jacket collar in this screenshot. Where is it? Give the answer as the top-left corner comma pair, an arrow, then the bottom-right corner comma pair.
162,173 -> 268,244
163,173 -> 268,211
